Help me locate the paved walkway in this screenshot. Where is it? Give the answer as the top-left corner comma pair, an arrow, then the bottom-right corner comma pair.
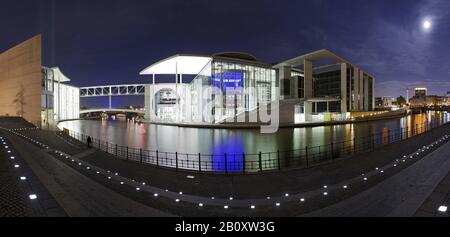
1,128 -> 173,217
305,140 -> 450,217
0,131 -> 66,217
415,170 -> 450,217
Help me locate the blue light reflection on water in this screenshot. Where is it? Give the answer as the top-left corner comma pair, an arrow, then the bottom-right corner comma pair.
212,136 -> 244,173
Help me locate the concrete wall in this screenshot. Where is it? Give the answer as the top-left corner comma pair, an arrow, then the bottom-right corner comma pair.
304,60 -> 313,98
0,35 -> 42,126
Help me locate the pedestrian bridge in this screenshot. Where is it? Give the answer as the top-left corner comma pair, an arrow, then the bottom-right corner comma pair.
80,109 -> 145,115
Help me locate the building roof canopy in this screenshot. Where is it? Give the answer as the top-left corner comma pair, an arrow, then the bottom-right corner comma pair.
140,55 -> 212,75
51,67 -> 71,82
274,49 -> 351,68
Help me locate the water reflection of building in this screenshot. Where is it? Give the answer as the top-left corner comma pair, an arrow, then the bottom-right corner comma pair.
140,50 -> 376,125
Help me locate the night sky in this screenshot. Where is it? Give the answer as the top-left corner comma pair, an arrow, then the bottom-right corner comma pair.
1,0 -> 449,108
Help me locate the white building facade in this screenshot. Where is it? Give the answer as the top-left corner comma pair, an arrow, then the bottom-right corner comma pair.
41,67 -> 80,129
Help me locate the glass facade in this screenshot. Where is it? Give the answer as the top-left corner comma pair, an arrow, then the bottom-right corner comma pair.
314,70 -> 341,98
41,68 -> 55,128
190,59 -> 277,123
41,67 -> 80,128
54,83 -> 80,121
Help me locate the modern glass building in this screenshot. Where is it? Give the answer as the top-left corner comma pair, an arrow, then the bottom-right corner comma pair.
41,67 -> 80,129
274,49 -> 375,123
141,53 -> 277,124
141,49 -> 375,125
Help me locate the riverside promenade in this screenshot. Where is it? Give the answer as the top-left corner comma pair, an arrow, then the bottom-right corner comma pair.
1,117 -> 450,217
0,122 -> 66,217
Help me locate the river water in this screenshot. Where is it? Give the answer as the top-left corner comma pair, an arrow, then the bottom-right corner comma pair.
58,111 -> 449,156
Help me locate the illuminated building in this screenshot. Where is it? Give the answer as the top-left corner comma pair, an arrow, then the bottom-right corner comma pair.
414,88 -> 427,98
140,50 -> 376,124
41,67 -> 80,128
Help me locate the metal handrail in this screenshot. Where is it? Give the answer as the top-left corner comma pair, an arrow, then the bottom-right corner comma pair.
64,117 -> 448,174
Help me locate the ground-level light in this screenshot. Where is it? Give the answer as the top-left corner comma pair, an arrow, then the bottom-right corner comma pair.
438,206 -> 448,213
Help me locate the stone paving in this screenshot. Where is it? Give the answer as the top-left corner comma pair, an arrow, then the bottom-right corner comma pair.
305,140 -> 450,217
1,121 -> 173,217
415,170 -> 450,217
0,130 -> 66,217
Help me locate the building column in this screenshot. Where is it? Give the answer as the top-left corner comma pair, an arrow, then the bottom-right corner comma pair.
144,84 -> 152,121
354,67 -> 360,111
175,63 -> 179,122
304,101 -> 313,122
340,63 -> 348,113
364,75 -> 369,111
372,78 -> 376,111
359,70 -> 364,111
304,60 -> 313,98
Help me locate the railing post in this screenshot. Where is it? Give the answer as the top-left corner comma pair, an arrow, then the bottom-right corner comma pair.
224,153 -> 228,174
126,146 -> 129,161
140,148 -> 143,164
305,146 -> 309,168
277,150 -> 281,170
242,153 -> 246,174
156,150 -> 159,166
115,144 -> 118,157
259,152 -> 263,172
198,153 -> 201,173
176,152 -> 179,171
106,142 -> 108,154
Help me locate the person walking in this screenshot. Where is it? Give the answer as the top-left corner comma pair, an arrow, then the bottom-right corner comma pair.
87,136 -> 92,148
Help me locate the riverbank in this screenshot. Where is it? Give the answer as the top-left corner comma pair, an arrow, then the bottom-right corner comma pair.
63,109 -> 409,130
7,117 -> 450,216
140,110 -> 409,129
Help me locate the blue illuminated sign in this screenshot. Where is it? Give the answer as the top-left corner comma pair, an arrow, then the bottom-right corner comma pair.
213,71 -> 243,91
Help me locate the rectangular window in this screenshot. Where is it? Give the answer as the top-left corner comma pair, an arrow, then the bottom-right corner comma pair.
283,79 -> 291,96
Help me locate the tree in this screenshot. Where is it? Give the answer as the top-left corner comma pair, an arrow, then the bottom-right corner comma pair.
396,96 -> 407,107
13,84 -> 26,117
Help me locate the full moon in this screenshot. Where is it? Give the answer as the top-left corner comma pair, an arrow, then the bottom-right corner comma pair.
423,20 -> 432,29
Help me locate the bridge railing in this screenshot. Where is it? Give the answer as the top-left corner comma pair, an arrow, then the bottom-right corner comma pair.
66,117 -> 449,174
80,84 -> 146,97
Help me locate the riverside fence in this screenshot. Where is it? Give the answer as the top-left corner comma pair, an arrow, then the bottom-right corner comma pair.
65,117 -> 449,174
